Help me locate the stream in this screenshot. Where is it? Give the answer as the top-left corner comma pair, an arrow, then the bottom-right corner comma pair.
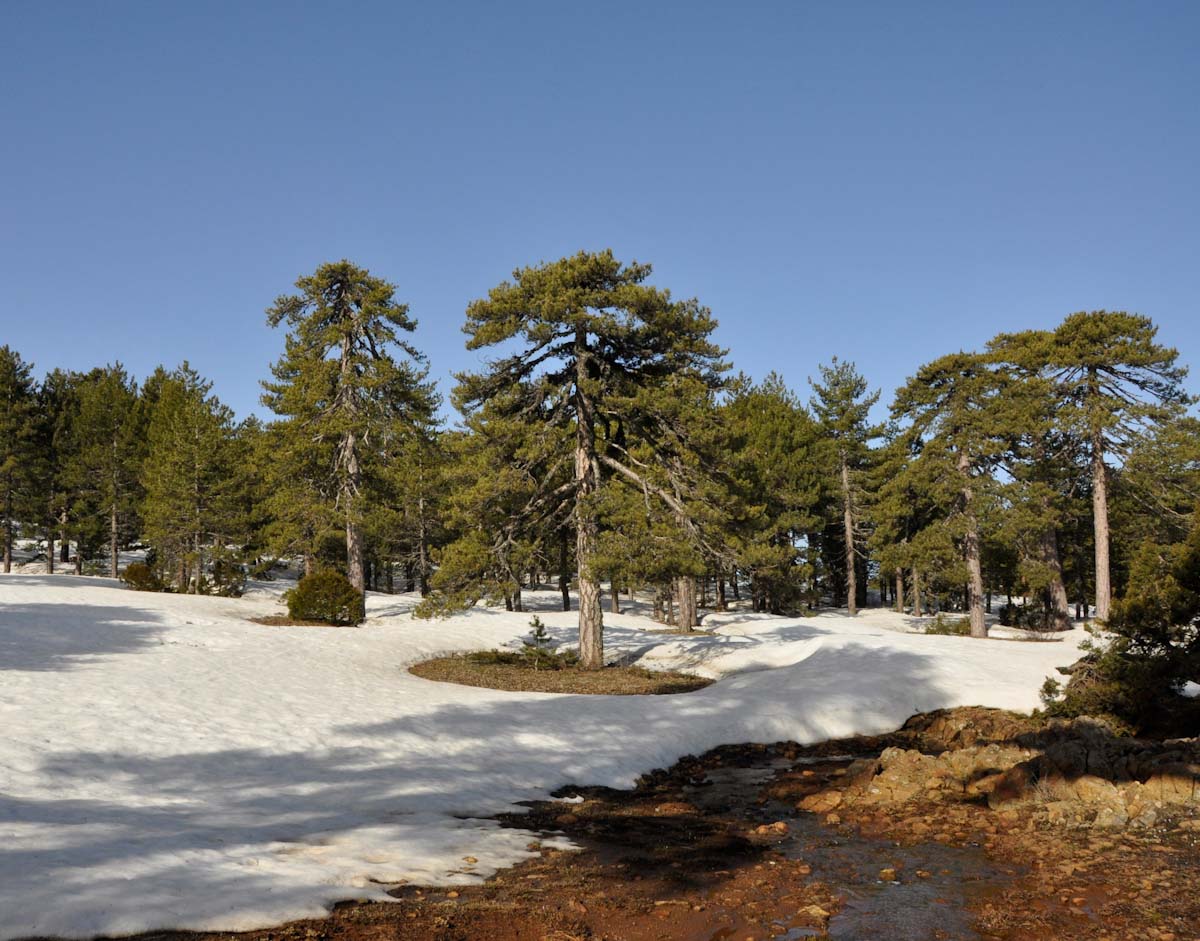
684,759 -> 1021,941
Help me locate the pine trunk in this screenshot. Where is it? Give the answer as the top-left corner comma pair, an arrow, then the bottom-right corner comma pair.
576,520 -> 602,668
46,529 -> 54,574
716,575 -> 727,611
1039,522 -> 1071,630
110,500 -> 118,579
574,327 -> 603,669
193,531 -> 203,594
337,320 -> 366,618
343,430 -> 365,601
894,570 -> 904,614
675,576 -> 697,631
2,479 -> 11,573
559,529 -> 571,611
609,578 -> 620,614
957,449 -> 987,637
417,502 -> 430,596
1091,428 -> 1111,621
912,568 -> 922,617
841,457 -> 856,616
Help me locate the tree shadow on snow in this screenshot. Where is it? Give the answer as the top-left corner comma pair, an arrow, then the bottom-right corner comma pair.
0,601 -> 163,673
0,645 -> 948,935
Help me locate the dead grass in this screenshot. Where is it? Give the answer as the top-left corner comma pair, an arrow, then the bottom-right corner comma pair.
409,654 -> 713,695
249,614 -> 350,628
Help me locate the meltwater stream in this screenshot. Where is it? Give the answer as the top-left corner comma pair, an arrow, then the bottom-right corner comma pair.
685,760 -> 1019,941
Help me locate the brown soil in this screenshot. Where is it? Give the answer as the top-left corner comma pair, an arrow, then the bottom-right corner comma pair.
409,656 -> 712,695
78,713 -> 1200,941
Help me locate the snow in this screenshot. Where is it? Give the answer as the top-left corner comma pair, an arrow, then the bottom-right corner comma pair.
0,575 -> 1085,939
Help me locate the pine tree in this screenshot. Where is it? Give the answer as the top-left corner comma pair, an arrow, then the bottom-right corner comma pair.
869,430 -> 966,617
38,369 -> 85,571
371,422 -> 448,596
140,363 -> 239,591
892,352 -> 1009,636
422,416 -> 550,612
64,365 -> 141,577
1114,416 -> 1200,555
995,312 -> 1192,620
721,373 -> 823,613
810,358 -> 883,615
456,250 -> 726,667
0,347 -> 39,572
263,260 -> 435,610
985,338 -> 1083,629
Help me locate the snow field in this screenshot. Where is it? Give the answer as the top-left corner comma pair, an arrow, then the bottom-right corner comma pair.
0,575 -> 1085,938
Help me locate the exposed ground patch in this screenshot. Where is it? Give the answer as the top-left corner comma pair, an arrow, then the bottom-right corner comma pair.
409,653 -> 713,695
120,708 -> 1200,941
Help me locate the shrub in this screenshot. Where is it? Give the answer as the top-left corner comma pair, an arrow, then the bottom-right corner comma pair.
1042,528 -> 1200,735
285,570 -> 365,625
121,562 -> 163,592
923,614 -> 971,635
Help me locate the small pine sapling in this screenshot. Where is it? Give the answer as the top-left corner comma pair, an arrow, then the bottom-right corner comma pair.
521,615 -> 553,670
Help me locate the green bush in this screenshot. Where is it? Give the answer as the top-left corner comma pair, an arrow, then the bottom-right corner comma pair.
923,614 -> 971,635
121,562 -> 163,592
285,570 -> 365,625
1042,529 -> 1200,735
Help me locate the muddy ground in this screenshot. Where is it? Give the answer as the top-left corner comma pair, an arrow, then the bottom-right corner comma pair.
99,726 -> 1199,941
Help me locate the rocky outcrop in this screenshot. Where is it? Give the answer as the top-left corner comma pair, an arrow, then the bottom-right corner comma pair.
793,708 -> 1200,831
899,706 -> 1041,751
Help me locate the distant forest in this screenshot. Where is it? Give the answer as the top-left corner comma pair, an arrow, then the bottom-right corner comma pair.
2,252 -> 1198,670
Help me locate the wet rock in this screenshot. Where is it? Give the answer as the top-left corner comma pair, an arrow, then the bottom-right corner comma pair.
798,790 -> 841,814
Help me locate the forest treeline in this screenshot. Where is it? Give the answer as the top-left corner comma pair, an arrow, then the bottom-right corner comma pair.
2,253 -> 1198,678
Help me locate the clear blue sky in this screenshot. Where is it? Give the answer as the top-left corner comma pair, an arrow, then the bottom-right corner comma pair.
3,1 -> 1197,420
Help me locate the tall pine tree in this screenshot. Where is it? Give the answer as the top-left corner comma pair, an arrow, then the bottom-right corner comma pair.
263,261 -> 435,610
64,365 -> 141,577
995,312 -> 1191,620
0,347 -> 38,572
456,250 -> 726,667
140,363 -> 239,591
810,358 -> 883,615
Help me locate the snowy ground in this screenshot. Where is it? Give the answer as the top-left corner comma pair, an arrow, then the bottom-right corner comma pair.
0,574 -> 1086,939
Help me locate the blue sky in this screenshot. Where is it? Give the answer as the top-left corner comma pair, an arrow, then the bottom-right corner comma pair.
2,1 -> 1197,420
